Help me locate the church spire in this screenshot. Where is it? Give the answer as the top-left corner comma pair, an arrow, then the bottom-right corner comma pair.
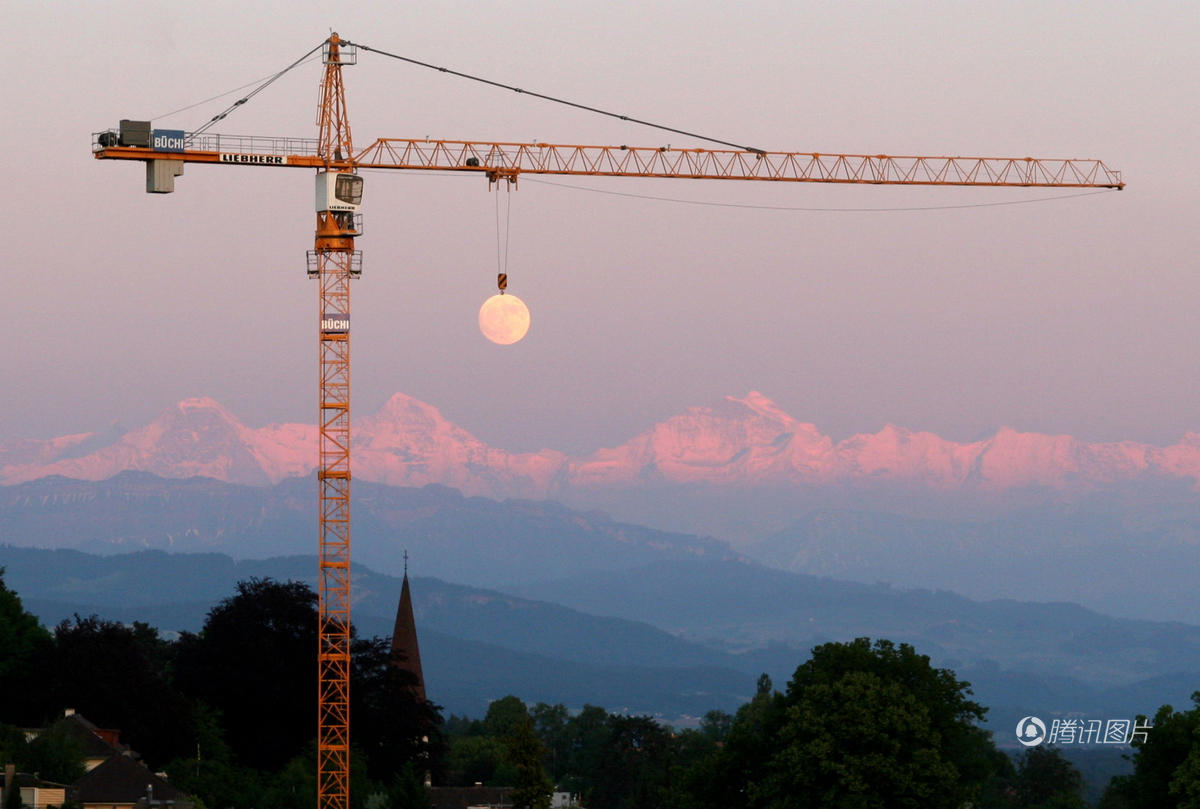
390,554 -> 426,703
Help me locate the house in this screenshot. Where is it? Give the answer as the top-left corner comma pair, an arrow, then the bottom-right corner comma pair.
43,710 -> 131,773
6,711 -> 194,809
2,767 -> 67,809
428,786 -> 512,809
426,787 -> 579,809
72,753 -> 192,809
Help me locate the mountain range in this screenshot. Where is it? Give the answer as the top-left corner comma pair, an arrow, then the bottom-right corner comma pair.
0,472 -> 735,585
4,391 -> 1200,623
4,392 -> 1198,500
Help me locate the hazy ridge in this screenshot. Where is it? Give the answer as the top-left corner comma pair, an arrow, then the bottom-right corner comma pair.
2,545 -> 1197,736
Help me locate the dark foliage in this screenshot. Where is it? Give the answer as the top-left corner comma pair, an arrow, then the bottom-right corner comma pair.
587,715 -> 675,809
0,569 -> 54,725
676,638 -> 1006,809
1100,691 -> 1200,809
6,572 -> 1131,809
22,721 -> 86,784
351,635 -> 447,785
172,577 -> 318,771
1011,746 -> 1086,809
48,615 -> 192,766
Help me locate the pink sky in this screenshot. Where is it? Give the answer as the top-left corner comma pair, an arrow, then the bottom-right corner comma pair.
5,1 -> 1198,456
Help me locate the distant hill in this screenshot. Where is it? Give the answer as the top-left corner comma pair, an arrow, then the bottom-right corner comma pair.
748,494 -> 1200,622
3,547 -> 1197,734
0,473 -> 736,584
1,547 -> 756,719
498,558 -> 1200,690
497,557 -> 1200,736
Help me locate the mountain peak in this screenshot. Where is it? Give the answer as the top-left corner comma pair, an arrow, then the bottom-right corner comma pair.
726,391 -> 795,425
358,393 -> 470,446
379,391 -> 438,413
151,398 -> 246,435
176,396 -> 229,411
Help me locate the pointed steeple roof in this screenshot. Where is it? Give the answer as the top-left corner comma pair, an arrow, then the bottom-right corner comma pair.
390,552 -> 426,702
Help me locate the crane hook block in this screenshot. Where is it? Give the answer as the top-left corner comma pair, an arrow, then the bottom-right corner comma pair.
497,273 -> 508,293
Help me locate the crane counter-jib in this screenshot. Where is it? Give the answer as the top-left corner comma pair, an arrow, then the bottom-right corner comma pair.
93,131 -> 1125,189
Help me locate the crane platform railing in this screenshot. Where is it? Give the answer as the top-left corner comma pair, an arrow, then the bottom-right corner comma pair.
93,130 -> 321,157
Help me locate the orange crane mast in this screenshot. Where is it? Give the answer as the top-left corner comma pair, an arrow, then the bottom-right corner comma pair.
312,36 -> 356,809
90,32 -> 1124,809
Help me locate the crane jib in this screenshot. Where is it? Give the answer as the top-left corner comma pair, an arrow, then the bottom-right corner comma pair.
93,136 -> 1124,189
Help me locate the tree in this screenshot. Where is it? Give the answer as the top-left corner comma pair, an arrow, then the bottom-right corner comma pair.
446,736 -> 506,786
1012,746 -> 1085,809
172,578 -> 318,771
469,697 -> 551,808
588,715 -> 675,809
442,715 -> 481,738
0,569 -> 53,725
387,762 -> 431,809
257,742 -> 374,809
48,616 -> 191,766
505,714 -> 552,809
698,710 -> 733,744
765,668 -> 963,806
23,722 -> 85,784
0,723 -> 29,769
770,638 -> 996,809
352,636 -> 445,785
680,675 -> 785,809
659,729 -> 720,809
559,705 -> 611,798
483,696 -> 531,740
163,704 -> 266,809
1171,738 -> 1200,809
685,638 -> 1002,809
530,703 -> 569,784
1102,692 -> 1200,809
259,747 -> 317,809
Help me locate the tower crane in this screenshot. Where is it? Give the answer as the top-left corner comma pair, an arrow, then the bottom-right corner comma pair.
91,32 -> 1124,809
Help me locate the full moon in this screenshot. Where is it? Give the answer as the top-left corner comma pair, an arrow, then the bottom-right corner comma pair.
478,293 -> 531,345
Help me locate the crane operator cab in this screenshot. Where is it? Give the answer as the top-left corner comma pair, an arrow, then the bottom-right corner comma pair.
316,171 -> 363,235
317,172 -> 362,212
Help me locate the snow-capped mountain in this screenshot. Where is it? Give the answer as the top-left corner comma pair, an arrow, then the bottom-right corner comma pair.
0,398 -> 312,487
2,392 -> 1199,495
353,394 -> 564,497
